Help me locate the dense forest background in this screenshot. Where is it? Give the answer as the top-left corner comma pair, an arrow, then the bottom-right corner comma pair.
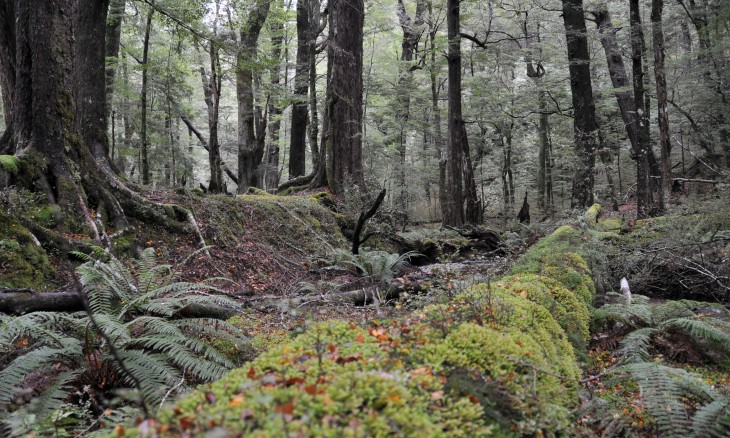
2,0 -> 724,221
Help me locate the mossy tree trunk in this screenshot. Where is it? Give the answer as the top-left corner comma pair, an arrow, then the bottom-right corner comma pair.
0,1 -> 195,243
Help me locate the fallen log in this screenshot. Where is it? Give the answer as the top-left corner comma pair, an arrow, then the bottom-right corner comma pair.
0,288 -> 239,319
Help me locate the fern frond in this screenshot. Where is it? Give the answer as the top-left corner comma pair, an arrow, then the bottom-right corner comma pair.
0,345 -> 83,406
173,318 -> 249,345
652,300 -> 729,324
112,350 -> 181,406
662,317 -> 730,357
618,327 -> 656,364
592,303 -> 653,329
622,363 -> 689,436
130,335 -> 231,380
690,400 -> 730,438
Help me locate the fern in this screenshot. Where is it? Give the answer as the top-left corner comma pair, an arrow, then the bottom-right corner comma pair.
618,327 -> 656,364
661,317 -> 730,357
690,400 -> 730,438
0,248 -> 249,435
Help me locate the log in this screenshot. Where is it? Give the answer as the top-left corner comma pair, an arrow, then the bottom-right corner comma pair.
0,288 -> 239,319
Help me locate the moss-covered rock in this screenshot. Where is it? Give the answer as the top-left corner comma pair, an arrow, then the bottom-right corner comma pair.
0,210 -> 56,289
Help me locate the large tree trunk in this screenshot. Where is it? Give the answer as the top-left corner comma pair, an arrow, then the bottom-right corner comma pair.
0,1 -> 15,153
201,4 -> 223,193
236,0 -> 270,193
561,0 -> 598,209
288,0 -> 313,179
630,0 -> 654,218
652,0 -> 671,209
323,0 -> 365,195
444,0 -> 464,227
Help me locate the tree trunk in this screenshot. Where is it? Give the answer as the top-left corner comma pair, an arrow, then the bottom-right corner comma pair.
652,0 -> 671,210
0,1 -> 15,153
201,4 -> 223,193
288,0 -> 312,179
104,0 -> 124,124
561,0 -> 598,209
323,0 -> 365,195
630,0 -> 654,218
140,1 -> 154,185
265,11 -> 285,191
236,0 -> 270,193
444,0 -> 464,227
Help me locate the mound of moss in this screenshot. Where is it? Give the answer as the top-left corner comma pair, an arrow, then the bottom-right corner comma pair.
116,212 -> 602,437
0,210 -> 55,289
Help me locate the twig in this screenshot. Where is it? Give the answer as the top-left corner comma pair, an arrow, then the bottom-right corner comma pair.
159,377 -> 185,408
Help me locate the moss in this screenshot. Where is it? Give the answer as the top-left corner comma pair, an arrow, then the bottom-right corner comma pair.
498,273 -> 591,346
191,187 -> 205,196
584,203 -> 601,228
0,211 -> 56,290
596,217 -> 622,233
0,155 -> 19,175
29,205 -> 57,228
247,187 -> 272,197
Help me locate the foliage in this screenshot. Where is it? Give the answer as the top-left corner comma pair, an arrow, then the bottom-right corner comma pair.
0,248 -> 248,436
114,220 -> 595,436
0,208 -> 56,289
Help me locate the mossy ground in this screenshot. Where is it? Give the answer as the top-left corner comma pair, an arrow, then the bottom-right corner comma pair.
0,210 -> 56,289
115,217 -> 596,437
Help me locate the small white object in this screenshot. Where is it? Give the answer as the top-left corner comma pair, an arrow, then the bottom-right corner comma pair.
620,277 -> 632,305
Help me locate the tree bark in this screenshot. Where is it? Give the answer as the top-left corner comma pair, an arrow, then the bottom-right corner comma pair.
444,0 -> 464,227
104,0 -> 124,124
265,12 -> 285,191
0,1 -> 15,152
561,0 -> 598,209
288,0 -> 313,179
200,3 -> 223,193
236,0 -> 270,193
652,0 -> 671,210
323,0 -> 366,195
140,1 -> 154,185
630,0 -> 654,218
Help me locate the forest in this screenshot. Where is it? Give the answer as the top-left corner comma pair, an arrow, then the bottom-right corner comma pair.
0,0 -> 729,436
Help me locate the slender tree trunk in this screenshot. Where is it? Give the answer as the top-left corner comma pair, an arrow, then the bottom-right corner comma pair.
652,0 -> 671,209
561,0 -> 598,208
236,0 -> 270,193
201,3 -> 223,193
140,1 -> 154,185
288,0 -> 312,179
0,1 -> 15,152
426,14 -> 447,223
266,14 -> 284,190
444,0 -> 464,226
630,0 -> 654,218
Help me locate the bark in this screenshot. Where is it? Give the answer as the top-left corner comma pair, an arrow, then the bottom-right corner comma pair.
180,114 -> 238,185
201,4 -> 223,193
265,14 -> 284,191
140,1 -> 154,185
652,0 -> 671,209
288,0 -> 313,178
104,0 -> 124,123
561,0 -> 598,208
594,8 -> 640,156
0,0 -> 15,150
352,188 -> 386,254
444,0 -> 464,226
630,0 -> 654,218
323,0 -> 366,195
499,123 -> 515,207
426,9 -> 447,224
236,0 -> 270,193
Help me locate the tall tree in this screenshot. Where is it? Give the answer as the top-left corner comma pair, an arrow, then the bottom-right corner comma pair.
105,0 -> 125,123
236,0 -> 271,193
319,0 -> 366,195
0,1 -> 15,152
630,0 -> 654,217
140,0 -> 155,185
443,0 -> 464,226
265,2 -> 286,191
200,1 -> 224,193
652,0 -> 671,209
560,0 -> 598,208
288,0 -> 313,179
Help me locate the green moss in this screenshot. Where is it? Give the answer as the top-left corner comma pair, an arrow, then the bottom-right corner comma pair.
0,211 -> 56,290
247,187 -> 273,197
0,155 -> 19,175
29,205 -> 57,228
584,203 -> 601,228
499,273 -> 591,345
596,217 -> 622,233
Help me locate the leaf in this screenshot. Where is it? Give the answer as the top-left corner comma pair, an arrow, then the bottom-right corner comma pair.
205,391 -> 217,404
274,401 -> 294,416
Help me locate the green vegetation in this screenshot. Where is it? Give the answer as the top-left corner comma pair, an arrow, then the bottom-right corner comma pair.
0,210 -> 55,289
0,155 -> 19,175
0,249 -> 248,436
115,220 -> 595,437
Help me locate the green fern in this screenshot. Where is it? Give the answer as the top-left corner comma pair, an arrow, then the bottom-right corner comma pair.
0,248 -> 249,435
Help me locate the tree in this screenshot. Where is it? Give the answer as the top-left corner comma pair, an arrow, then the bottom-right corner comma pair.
314,0 -> 366,195
560,0 -> 599,208
443,0 -> 464,227
288,0 -> 314,179
0,0 -> 192,242
140,0 -> 155,185
652,0 -> 671,209
236,0 -> 271,193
